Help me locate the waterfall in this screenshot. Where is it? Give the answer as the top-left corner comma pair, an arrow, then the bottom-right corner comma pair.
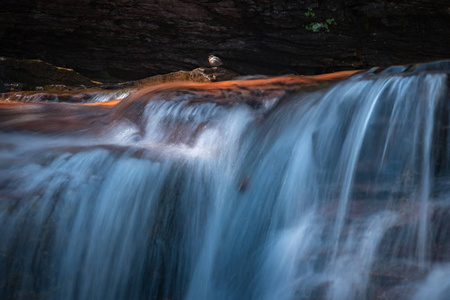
0,62 -> 449,300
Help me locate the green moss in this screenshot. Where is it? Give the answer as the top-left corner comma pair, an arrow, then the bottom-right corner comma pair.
304,8 -> 337,33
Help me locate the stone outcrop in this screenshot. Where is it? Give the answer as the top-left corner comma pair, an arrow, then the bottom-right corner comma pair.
0,56 -> 239,94
0,57 -> 98,91
134,67 -> 240,87
0,0 -> 448,81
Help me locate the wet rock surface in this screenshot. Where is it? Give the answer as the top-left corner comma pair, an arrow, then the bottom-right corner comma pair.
0,0 -> 448,80
0,59 -> 240,101
0,70 -> 358,133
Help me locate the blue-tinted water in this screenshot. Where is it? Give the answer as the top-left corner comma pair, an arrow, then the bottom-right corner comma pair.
0,63 -> 449,300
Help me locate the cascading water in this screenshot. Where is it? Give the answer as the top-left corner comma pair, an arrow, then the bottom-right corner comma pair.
0,62 -> 449,300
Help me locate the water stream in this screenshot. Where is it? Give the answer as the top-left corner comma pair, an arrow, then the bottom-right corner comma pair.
0,62 -> 449,299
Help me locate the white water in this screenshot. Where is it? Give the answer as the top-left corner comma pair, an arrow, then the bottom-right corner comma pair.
0,66 -> 449,300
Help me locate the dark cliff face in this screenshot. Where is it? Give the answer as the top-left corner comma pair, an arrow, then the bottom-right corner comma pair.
0,0 -> 449,80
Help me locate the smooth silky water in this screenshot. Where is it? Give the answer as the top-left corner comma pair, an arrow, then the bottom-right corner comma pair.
0,63 -> 449,300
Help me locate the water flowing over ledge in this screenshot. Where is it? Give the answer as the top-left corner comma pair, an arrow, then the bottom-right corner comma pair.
0,62 -> 449,300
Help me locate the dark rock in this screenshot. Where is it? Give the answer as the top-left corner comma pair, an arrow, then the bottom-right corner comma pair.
0,1 -> 448,81
0,57 -> 98,91
0,79 -> 7,93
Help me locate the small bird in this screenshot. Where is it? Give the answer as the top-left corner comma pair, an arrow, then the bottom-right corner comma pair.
208,55 -> 223,67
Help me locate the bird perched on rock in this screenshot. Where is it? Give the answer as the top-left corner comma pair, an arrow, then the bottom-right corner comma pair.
208,55 -> 223,67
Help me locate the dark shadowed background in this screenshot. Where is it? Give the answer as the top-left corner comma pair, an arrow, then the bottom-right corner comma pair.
0,0 -> 449,80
